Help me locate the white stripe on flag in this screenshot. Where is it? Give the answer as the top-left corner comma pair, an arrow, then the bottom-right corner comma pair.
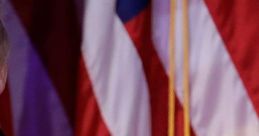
81,0 -> 151,136
187,0 -> 259,135
152,0 -> 259,135
152,0 -> 170,73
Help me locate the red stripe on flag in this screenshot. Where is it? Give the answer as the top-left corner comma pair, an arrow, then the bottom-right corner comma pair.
175,95 -> 196,136
75,57 -> 110,136
125,8 -> 167,135
0,85 -> 14,136
205,0 -> 259,115
124,7 -> 196,136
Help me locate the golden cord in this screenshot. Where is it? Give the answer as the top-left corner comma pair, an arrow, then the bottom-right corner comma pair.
168,0 -> 176,135
182,0 -> 191,135
168,0 -> 190,135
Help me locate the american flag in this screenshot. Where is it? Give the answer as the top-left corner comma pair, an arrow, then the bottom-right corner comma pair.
1,0 -> 259,136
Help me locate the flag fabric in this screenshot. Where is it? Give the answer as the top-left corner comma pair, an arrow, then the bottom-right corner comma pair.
1,0 -> 259,136
1,0 -> 81,135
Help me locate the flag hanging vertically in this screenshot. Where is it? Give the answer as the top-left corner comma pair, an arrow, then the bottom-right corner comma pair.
1,0 -> 259,136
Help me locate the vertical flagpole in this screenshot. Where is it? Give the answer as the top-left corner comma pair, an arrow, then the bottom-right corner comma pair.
168,0 -> 176,135
182,0 -> 191,135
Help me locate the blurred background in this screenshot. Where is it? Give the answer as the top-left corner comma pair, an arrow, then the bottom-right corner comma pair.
1,0 -> 259,136
0,0 -> 84,135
